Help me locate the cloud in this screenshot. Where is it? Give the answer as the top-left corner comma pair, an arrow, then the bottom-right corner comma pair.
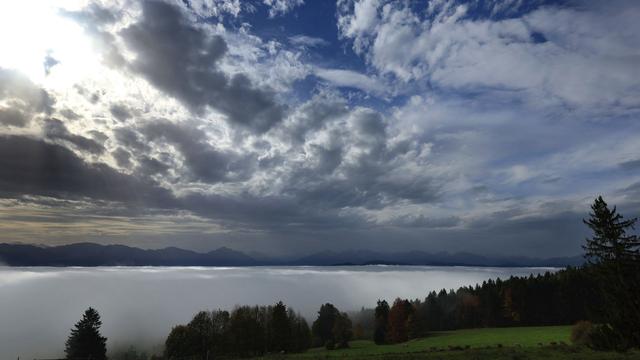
0,108 -> 28,127
141,119 -> 254,183
43,118 -> 105,155
109,104 -> 131,122
263,0 -> 304,17
112,148 -> 132,169
0,135 -> 175,207
288,35 -> 329,48
0,0 -> 638,257
187,0 -> 243,18
619,159 -> 640,171
314,68 -> 385,95
0,68 -> 53,127
118,1 -> 285,132
337,0 -> 640,111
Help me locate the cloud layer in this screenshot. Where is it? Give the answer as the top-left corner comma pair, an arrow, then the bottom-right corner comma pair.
0,0 -> 638,256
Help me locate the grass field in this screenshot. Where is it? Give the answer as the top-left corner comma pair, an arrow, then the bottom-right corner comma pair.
260,326 -> 640,359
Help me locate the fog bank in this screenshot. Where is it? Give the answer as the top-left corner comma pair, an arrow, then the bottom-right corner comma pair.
0,266 -> 555,359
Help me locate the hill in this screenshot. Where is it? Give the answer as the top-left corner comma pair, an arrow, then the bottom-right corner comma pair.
0,243 -> 583,267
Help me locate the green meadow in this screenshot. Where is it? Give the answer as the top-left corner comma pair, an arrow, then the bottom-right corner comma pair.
260,326 -> 640,360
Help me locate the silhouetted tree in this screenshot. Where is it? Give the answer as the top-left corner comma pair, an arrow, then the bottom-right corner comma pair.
373,300 -> 389,344
228,306 -> 265,357
65,307 -> 107,360
584,196 -> 639,263
164,303 -> 310,359
311,303 -> 340,347
165,325 -> 194,359
332,312 -> 353,349
269,301 -> 291,352
583,196 -> 640,350
388,298 -> 413,343
288,309 -> 312,352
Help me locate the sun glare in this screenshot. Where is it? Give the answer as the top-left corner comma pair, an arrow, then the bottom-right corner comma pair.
0,0 -> 99,87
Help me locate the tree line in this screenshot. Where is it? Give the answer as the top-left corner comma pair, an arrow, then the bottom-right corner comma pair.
349,196 -> 638,351
164,302 -> 311,358
163,301 -> 355,358
353,266 -> 601,345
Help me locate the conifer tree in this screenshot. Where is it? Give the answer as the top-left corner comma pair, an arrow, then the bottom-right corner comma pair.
583,196 -> 639,263
583,196 -> 640,350
65,307 -> 107,360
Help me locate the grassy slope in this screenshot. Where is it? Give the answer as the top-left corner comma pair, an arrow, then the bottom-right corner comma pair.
261,326 -> 640,359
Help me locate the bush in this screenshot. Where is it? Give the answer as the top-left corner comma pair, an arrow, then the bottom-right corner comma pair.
570,321 -> 594,347
589,323 -> 632,352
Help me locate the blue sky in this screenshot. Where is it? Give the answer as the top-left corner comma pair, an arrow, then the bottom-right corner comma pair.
0,0 -> 638,256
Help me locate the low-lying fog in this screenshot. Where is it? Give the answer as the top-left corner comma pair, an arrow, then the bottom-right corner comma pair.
0,266 -> 556,359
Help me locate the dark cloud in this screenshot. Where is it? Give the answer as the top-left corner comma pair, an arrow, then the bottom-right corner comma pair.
112,147 -> 132,168
114,127 -> 150,152
142,119 -> 254,183
180,191 -> 364,231
286,97 -> 349,143
619,159 -> 640,171
119,1 -> 285,132
389,214 -> 461,228
0,135 -> 175,208
137,156 -> 170,175
89,130 -> 109,144
59,108 -> 80,120
43,118 -> 106,155
109,104 -> 132,121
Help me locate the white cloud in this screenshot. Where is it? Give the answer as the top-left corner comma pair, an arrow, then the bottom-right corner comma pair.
288,35 -> 329,48
187,0 -> 242,18
263,0 -> 304,17
314,68 -> 385,95
338,0 -> 640,112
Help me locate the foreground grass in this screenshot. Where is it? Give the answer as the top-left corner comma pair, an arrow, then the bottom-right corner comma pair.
260,326 -> 640,359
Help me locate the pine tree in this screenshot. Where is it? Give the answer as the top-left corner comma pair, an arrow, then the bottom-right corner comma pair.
65,307 -> 107,360
269,301 -> 291,352
583,196 -> 640,350
583,196 -> 639,264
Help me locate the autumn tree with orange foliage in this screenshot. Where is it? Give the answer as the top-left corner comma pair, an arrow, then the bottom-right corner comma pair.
388,298 -> 414,343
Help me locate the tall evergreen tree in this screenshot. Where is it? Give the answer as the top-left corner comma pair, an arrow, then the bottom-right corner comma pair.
269,301 -> 291,352
65,307 -> 107,360
583,196 -> 640,350
583,196 -> 639,263
311,303 -> 340,347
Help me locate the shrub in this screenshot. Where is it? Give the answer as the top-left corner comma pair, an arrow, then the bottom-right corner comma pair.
570,320 -> 594,346
589,323 -> 631,352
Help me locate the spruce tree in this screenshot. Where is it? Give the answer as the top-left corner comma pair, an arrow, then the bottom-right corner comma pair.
583,196 -> 639,263
65,307 -> 107,360
583,196 -> 640,350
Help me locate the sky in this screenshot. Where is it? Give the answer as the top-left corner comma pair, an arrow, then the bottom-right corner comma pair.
0,0 -> 639,257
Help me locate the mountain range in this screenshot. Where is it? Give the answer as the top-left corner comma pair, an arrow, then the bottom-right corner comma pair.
0,242 -> 584,267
